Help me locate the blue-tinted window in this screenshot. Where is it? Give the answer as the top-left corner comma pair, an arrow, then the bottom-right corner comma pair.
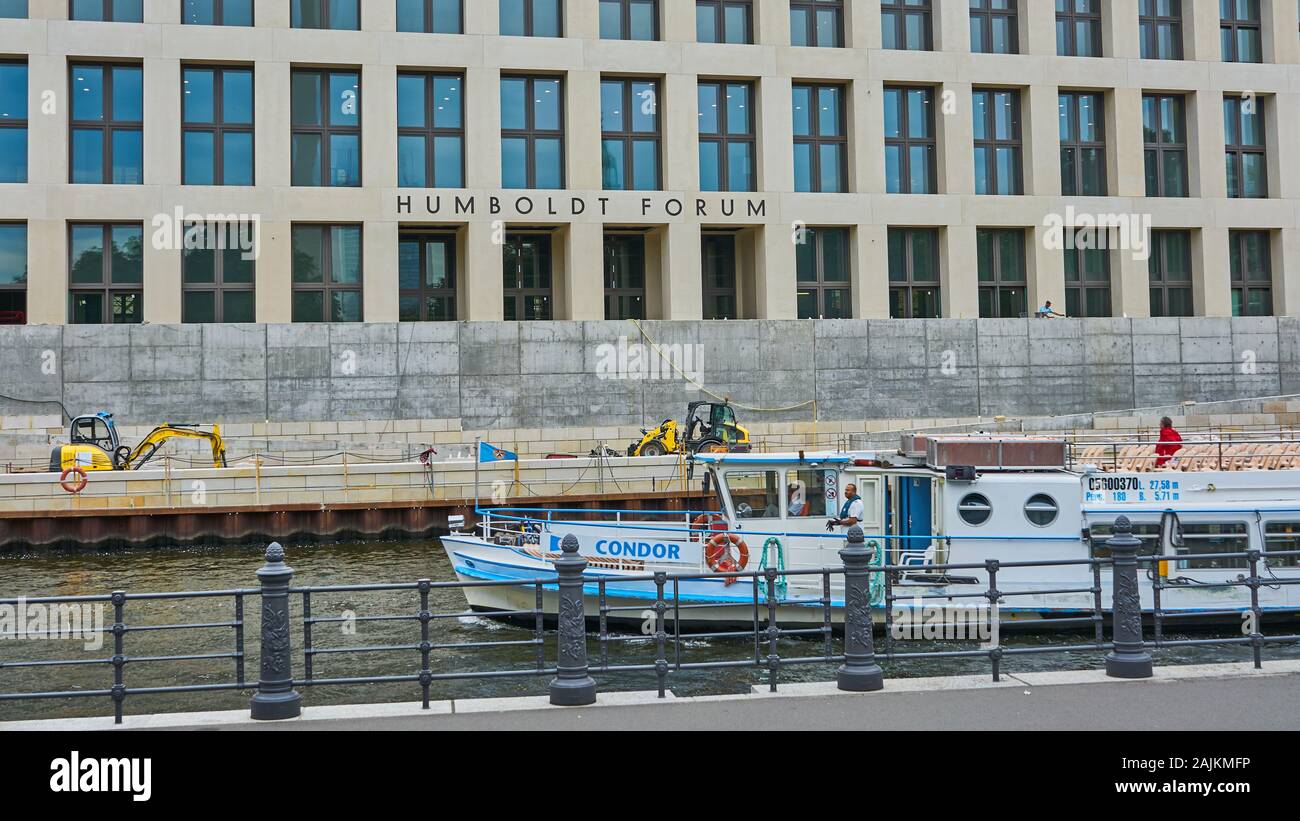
292,0 -> 359,29
600,0 -> 657,40
292,224 -> 363,323
601,78 -> 659,191
790,0 -> 843,47
696,0 -> 751,43
0,62 -> 27,183
0,1 -> 28,19
70,0 -> 142,21
70,63 -> 143,184
500,0 -> 561,37
698,80 -> 753,192
0,223 -> 25,325
397,72 -> 463,188
501,76 -> 563,189
183,0 -> 254,25
183,66 -> 254,185
292,69 -> 361,187
397,0 -> 461,32
792,83 -> 845,192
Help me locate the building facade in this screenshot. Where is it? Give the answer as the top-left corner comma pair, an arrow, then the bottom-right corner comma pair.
0,0 -> 1299,327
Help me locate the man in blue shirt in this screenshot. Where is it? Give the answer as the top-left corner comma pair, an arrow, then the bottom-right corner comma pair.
827,484 -> 865,531
1036,300 -> 1066,319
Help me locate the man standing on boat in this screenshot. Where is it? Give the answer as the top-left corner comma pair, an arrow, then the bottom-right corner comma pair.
827,484 -> 865,531
1155,417 -> 1184,467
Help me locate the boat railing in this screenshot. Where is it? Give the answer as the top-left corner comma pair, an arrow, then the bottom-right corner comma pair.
1068,434 -> 1300,472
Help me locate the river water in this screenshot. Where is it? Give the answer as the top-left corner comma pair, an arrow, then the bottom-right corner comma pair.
2,537 -> 1296,723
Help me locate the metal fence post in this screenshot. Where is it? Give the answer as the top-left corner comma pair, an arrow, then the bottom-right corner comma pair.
550,534 -> 598,706
1105,517 -> 1153,679
838,525 -> 884,692
250,543 -> 303,720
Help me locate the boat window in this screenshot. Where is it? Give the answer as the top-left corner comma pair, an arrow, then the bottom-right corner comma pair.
1264,523 -> 1300,569
726,470 -> 781,519
1174,523 -> 1250,571
1089,521 -> 1160,558
785,469 -> 831,518
957,493 -> 992,526
1024,494 -> 1059,527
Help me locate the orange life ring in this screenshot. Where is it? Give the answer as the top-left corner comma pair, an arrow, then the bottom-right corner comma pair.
60,467 -> 89,494
692,513 -> 728,542
706,533 -> 749,585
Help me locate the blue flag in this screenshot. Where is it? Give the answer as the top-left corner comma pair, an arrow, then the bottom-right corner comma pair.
479,442 -> 518,463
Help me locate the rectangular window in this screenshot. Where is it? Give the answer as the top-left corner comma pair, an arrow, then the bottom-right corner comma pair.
1059,91 -> 1106,196
702,233 -> 738,320
1056,0 -> 1102,57
0,223 -> 25,325
696,0 -> 751,44
68,222 -> 143,324
796,227 -> 851,319
604,233 -> 646,320
398,230 -> 457,322
972,88 -> 1021,195
501,76 -> 564,190
1148,230 -> 1193,318
888,228 -> 940,319
1064,235 -> 1110,318
291,69 -> 361,187
600,0 -> 657,40
1138,0 -> 1182,59
1175,523 -> 1250,571
790,0 -> 843,47
396,0 -> 462,33
182,222 -> 256,323
884,86 -> 935,194
291,0 -> 358,29
182,66 -> 254,186
1264,522 -> 1300,569
792,83 -> 846,193
977,228 -> 1026,319
1221,0 -> 1262,62
1230,230 -> 1272,317
70,63 -> 143,184
1143,93 -> 1187,197
69,0 -> 142,21
601,78 -> 659,191
0,1 -> 27,19
182,0 -> 253,25
0,61 -> 27,183
970,0 -> 1018,54
500,0 -> 562,37
698,81 -> 754,192
397,72 -> 464,188
1225,95 -> 1266,199
881,0 -> 932,51
291,224 -> 363,323
503,232 -> 553,320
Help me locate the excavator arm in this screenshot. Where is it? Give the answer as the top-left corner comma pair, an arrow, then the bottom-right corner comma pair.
125,425 -> 228,471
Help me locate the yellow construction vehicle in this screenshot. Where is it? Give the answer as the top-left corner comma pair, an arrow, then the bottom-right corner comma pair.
49,413 -> 228,472
628,401 -> 752,457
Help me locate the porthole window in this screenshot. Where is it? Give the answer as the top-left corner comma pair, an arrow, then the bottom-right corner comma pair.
958,493 -> 992,526
1025,494 -> 1059,527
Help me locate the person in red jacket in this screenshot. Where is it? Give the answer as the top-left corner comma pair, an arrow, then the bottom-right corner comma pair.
1155,417 -> 1183,467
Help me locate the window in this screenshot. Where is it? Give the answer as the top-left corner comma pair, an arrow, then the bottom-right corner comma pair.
1064,235 -> 1110,317
183,0 -> 253,25
970,0 -> 1018,54
973,88 -> 1021,195
884,86 -> 935,194
397,0 -> 462,33
796,227 -> 851,319
1230,230 -> 1272,317
1056,0 -> 1102,57
1059,91 -> 1106,196
182,222 -> 256,323
1225,95 -> 1266,199
182,66 -> 254,186
501,76 -> 563,190
69,0 -> 142,21
0,223 -> 25,325
68,223 -> 142,325
0,62 -> 27,183
792,84 -> 846,193
604,233 -> 646,320
881,0 -> 932,51
1264,522 -> 1300,569
1143,93 -> 1187,197
696,0 -> 751,44
291,225 -> 363,323
503,232 -> 553,321
397,72 -> 464,188
1148,230 -> 1193,318
888,228 -> 940,319
1139,0 -> 1182,59
291,69 -> 361,187
958,493 -> 992,526
291,0 -> 358,29
600,0 -> 657,40
1175,523 -> 1250,571
500,0 -> 561,37
1221,0 -> 1262,63
702,233 -> 738,320
790,0 -> 843,47
601,78 -> 659,191
70,63 -> 143,184
1024,494 -> 1058,527
0,1 -> 27,19
1089,520 -> 1160,558
977,228 -> 1026,319
398,230 -> 456,322
698,81 -> 754,192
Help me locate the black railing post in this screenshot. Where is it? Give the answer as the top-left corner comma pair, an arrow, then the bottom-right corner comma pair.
1106,517 -> 1153,679
250,543 -> 303,720
838,525 -> 885,692
549,534 -> 597,707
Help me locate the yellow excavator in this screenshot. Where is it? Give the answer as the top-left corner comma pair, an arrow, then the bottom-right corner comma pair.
49,413 -> 228,472
628,401 -> 752,457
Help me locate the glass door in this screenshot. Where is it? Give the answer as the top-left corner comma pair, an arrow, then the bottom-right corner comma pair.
503,232 -> 553,321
